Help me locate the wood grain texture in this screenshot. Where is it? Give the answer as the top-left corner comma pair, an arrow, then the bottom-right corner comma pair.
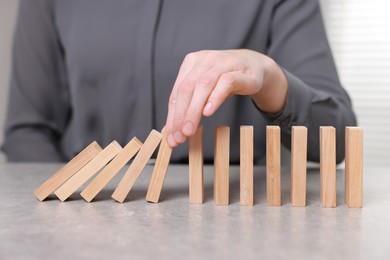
189,125 -> 204,204
55,141 -> 122,202
112,130 -> 162,203
214,126 -> 230,206
345,127 -> 363,208
80,137 -> 142,202
266,126 -> 281,206
320,127 -> 336,208
240,126 -> 254,206
146,131 -> 173,203
34,141 -> 102,201
291,126 -> 307,207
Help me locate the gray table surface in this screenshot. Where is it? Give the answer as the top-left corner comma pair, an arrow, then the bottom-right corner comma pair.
0,163 -> 389,260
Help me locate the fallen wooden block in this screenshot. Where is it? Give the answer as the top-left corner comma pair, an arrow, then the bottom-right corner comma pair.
112,129 -> 162,203
214,125 -> 230,206
146,131 -> 173,203
188,125 -> 204,204
345,127 -> 363,208
55,141 -> 122,202
34,141 -> 102,201
240,125 -> 254,206
291,126 -> 307,207
80,137 -> 142,202
320,126 -> 336,208
266,125 -> 281,206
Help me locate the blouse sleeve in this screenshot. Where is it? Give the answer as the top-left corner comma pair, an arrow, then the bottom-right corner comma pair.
2,0 -> 70,162
263,0 -> 357,163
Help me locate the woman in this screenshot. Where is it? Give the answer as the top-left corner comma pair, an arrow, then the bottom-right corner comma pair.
2,0 -> 356,163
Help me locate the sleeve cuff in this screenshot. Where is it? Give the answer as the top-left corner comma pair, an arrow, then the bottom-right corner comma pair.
260,69 -> 313,134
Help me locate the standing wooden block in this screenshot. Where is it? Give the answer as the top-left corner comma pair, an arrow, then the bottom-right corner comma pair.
240,126 -> 254,206
34,141 -> 102,201
266,126 -> 281,206
214,126 -> 230,206
55,141 -> 122,202
320,127 -> 336,208
80,137 -> 142,202
188,125 -> 204,204
112,130 -> 163,203
291,126 -> 307,207
146,131 -> 173,203
345,127 -> 363,208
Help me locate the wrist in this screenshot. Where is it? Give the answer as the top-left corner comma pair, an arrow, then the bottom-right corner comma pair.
251,55 -> 288,114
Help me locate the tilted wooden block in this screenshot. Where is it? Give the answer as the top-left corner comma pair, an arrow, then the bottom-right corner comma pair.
240,126 -> 254,206
291,126 -> 307,207
34,141 -> 102,201
146,131 -> 173,203
266,126 -> 281,206
55,141 -> 122,202
320,126 -> 336,208
189,125 -> 204,204
112,129 -> 162,203
345,127 -> 363,208
214,126 -> 230,206
80,137 -> 142,202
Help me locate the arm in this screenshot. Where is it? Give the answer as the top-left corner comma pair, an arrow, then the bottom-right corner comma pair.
1,0 -> 70,162
164,0 -> 356,163
265,0 -> 357,163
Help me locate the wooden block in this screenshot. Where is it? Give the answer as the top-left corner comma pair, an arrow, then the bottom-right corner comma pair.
291,126 -> 307,207
34,141 -> 102,201
189,125 -> 204,204
146,131 -> 173,203
320,126 -> 336,208
214,125 -> 230,206
240,126 -> 254,206
112,130 -> 163,203
80,137 -> 142,202
266,126 -> 281,206
54,141 -> 122,202
345,127 -> 363,208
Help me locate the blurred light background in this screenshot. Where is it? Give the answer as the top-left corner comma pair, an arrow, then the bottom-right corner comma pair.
320,0 -> 390,167
0,0 -> 389,166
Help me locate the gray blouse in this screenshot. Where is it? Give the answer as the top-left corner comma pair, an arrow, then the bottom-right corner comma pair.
2,0 -> 357,163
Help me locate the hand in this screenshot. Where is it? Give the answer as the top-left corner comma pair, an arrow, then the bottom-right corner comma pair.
165,49 -> 288,147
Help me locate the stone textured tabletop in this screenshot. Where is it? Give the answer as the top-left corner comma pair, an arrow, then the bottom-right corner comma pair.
0,163 -> 389,260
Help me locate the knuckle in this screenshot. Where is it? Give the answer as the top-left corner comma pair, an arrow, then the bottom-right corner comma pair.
221,73 -> 236,86
198,74 -> 214,87
180,78 -> 196,94
197,50 -> 213,58
204,50 -> 220,61
169,96 -> 177,107
184,52 -> 197,63
225,57 -> 238,66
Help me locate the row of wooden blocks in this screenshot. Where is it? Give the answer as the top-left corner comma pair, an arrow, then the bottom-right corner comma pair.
34,125 -> 363,208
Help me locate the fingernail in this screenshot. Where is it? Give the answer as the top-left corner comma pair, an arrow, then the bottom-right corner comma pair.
182,121 -> 194,136
204,102 -> 213,115
173,131 -> 183,143
168,134 -> 176,147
